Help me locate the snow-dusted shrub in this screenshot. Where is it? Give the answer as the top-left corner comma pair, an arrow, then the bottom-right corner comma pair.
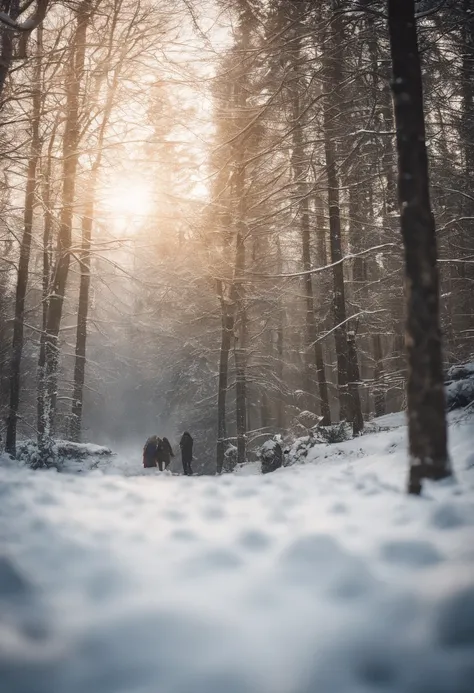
258,436 -> 283,474
17,439 -> 113,471
317,422 -> 351,444
285,434 -> 320,467
291,409 -> 323,435
445,360 -> 474,411
284,422 -> 351,467
446,362 -> 474,381
222,444 -> 238,473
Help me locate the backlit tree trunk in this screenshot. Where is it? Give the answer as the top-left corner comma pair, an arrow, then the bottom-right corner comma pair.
291,73 -> 330,425
233,164 -> 248,467
322,2 -> 350,422
39,1 -> 91,459
5,26 -> 43,455
37,120 -> 58,439
216,282 -> 234,473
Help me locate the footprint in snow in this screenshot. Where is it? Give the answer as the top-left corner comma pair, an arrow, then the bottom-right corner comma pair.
379,539 -> 442,568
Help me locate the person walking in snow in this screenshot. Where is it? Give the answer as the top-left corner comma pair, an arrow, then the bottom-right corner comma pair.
179,431 -> 193,475
143,435 -> 162,469
158,437 -> 174,470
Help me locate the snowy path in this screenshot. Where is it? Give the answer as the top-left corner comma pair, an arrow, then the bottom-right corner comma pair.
1,414 -> 474,693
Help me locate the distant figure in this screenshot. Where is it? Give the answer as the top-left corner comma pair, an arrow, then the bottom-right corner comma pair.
179,431 -> 193,476
143,435 -> 162,469
159,437 -> 174,470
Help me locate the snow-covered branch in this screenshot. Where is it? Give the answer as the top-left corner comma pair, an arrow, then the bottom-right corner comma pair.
248,243 -> 398,279
0,0 -> 49,32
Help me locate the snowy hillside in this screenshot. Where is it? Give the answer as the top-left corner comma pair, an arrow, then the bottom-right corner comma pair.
1,412 -> 474,693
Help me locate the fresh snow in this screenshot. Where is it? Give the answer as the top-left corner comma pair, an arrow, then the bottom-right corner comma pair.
1,412 -> 474,693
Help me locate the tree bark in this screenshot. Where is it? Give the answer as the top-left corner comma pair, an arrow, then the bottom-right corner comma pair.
322,2 -> 350,422
458,0 -> 474,358
5,25 -> 43,455
37,120 -> 57,438
216,283 -> 234,474
291,77 -> 331,424
233,179 -> 247,466
39,2 -> 91,457
69,192 -> 93,442
372,333 -> 386,417
275,237 -> 284,429
388,0 -> 450,494
347,331 -> 363,435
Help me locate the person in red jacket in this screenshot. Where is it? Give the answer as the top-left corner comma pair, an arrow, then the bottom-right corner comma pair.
143,435 -> 162,469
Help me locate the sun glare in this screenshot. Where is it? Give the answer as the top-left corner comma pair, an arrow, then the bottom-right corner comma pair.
101,175 -> 154,223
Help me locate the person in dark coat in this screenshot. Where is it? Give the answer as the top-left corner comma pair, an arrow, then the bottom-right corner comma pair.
158,437 -> 174,469
143,435 -> 161,468
179,431 -> 193,475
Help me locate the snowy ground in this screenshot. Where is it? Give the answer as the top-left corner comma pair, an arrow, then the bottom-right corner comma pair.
1,412 -> 474,693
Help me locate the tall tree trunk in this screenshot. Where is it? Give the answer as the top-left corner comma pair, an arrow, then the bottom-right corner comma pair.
5,26 -> 43,455
458,0 -> 474,358
69,192 -> 93,442
379,37 -> 405,409
275,237 -> 284,429
216,282 -> 234,474
372,333 -> 386,417
461,0 -> 474,181
388,0 -> 450,494
322,2 -> 351,422
39,2 -> 91,457
37,121 -> 58,437
234,169 -> 247,466
347,331 -> 363,435
291,78 -> 331,424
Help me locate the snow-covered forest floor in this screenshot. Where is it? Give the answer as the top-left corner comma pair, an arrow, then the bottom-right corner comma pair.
1,411 -> 474,693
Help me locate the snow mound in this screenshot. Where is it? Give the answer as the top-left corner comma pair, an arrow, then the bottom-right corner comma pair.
0,412 -> 473,692
16,439 -> 113,472
445,360 -> 474,410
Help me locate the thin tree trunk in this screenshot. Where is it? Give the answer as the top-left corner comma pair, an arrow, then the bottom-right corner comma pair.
260,389 -> 270,429
232,30 -> 250,466
458,0 -> 474,357
234,181 -> 247,466
69,194 -> 93,442
5,26 -> 43,455
372,333 -> 386,417
234,339 -> 247,464
275,237 -> 284,429
302,199 -> 331,425
39,2 -> 91,457
380,44 -> 405,408
347,331 -> 363,435
216,282 -> 234,474
292,100 -> 331,423
322,3 -> 350,422
388,0 -> 450,494
314,194 -> 327,267
37,121 -> 58,437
